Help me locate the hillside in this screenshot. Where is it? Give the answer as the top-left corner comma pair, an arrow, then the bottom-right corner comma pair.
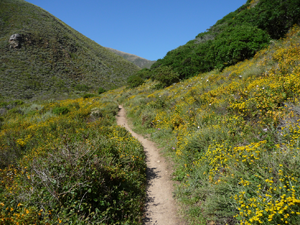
2,0 -> 300,224
111,26 -> 300,224
105,47 -> 156,69
0,0 -> 140,99
2,25 -> 299,225
132,0 -> 300,86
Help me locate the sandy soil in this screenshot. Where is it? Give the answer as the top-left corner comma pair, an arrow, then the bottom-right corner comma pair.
117,105 -> 185,225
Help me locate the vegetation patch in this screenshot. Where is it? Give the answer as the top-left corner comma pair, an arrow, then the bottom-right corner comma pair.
0,96 -> 146,224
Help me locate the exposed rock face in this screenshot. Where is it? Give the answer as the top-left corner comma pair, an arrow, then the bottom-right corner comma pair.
9,34 -> 22,48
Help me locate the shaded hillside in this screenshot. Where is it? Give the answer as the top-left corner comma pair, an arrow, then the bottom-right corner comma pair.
145,0 -> 300,83
105,47 -> 156,69
0,0 -> 140,99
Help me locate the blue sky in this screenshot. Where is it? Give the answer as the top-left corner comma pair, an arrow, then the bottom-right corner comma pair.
25,0 -> 246,61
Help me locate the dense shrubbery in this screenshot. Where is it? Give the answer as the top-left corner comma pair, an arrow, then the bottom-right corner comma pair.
111,26 -> 300,224
98,87 -> 107,94
148,0 -> 300,82
151,66 -> 180,88
127,66 -> 180,89
127,75 -> 145,88
127,68 -> 152,88
210,25 -> 270,70
0,97 -> 146,224
52,106 -> 70,115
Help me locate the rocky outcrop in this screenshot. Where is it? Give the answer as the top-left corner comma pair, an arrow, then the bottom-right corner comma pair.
9,34 -> 22,48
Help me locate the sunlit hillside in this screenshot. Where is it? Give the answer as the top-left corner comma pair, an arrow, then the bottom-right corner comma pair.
109,26 -> 300,224
1,0 -> 300,224
128,0 -> 300,87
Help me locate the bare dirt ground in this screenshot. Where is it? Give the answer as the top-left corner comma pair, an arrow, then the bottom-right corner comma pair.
117,105 -> 185,225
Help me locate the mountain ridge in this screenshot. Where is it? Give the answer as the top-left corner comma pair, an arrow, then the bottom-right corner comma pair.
105,47 -> 156,69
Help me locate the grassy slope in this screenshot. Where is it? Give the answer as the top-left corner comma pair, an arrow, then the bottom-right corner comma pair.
109,26 -> 300,224
0,0 -> 140,100
106,47 -> 156,69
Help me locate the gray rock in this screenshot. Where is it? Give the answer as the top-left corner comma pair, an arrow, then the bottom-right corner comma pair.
0,108 -> 7,115
9,34 -> 22,48
90,108 -> 102,118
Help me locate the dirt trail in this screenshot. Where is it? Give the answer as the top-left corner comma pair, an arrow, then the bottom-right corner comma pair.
117,105 -> 184,225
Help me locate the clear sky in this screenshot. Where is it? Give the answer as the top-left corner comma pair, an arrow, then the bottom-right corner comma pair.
25,0 -> 246,61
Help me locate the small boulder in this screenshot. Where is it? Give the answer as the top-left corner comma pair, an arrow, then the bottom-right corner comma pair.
90,108 -> 102,118
9,34 -> 22,48
0,108 -> 7,115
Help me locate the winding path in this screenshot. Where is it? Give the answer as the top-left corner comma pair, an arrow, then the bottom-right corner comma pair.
117,106 -> 184,225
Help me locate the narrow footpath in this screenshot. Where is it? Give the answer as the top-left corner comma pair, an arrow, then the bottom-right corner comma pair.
117,105 -> 184,225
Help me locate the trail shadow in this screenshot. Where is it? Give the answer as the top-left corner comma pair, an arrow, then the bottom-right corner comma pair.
146,167 -> 160,183
143,166 -> 161,224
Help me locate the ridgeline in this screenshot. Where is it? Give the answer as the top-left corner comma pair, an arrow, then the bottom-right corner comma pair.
105,47 -> 156,69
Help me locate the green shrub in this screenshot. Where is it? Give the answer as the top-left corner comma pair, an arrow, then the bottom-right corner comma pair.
52,106 -> 70,115
212,25 -> 270,70
152,66 -> 180,88
0,102 -> 8,107
127,75 -> 145,88
83,93 -> 96,99
12,100 -> 24,105
0,117 -> 4,129
75,84 -> 90,92
136,68 -> 152,79
98,87 -> 106,94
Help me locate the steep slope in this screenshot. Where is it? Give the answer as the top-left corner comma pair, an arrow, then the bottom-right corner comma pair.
105,47 -> 156,69
148,0 -> 300,81
111,25 -> 300,224
0,0 -> 140,99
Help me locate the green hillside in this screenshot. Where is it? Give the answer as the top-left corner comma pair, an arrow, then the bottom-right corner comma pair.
0,0 -> 140,99
130,0 -> 300,87
105,47 -> 156,69
112,25 -> 300,224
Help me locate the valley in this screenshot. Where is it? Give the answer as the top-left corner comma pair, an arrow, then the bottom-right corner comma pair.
1,0 -> 300,224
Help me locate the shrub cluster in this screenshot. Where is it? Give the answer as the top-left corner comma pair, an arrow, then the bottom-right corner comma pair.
127,66 -> 180,89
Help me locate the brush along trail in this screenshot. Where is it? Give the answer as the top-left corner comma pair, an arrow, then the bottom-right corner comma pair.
117,105 -> 184,225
